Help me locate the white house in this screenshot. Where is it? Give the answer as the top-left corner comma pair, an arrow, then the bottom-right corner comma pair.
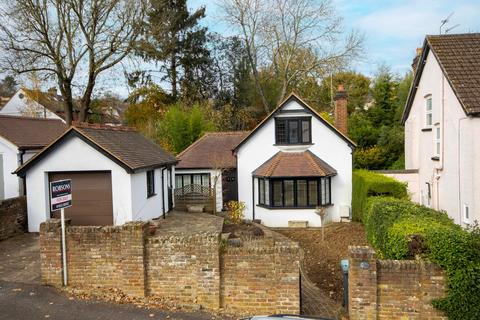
175,132 -> 248,212
0,88 -> 66,121
402,33 -> 480,226
0,115 -> 66,200
234,92 -> 355,227
15,124 -> 177,232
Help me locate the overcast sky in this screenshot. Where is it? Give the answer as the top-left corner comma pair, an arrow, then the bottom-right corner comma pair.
191,0 -> 480,76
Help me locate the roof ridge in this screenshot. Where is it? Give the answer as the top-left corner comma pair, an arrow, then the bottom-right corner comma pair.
73,122 -> 135,132
0,114 -> 64,122
305,151 -> 323,175
205,131 -> 249,135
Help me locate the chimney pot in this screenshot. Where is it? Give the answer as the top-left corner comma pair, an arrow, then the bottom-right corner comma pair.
334,84 -> 348,136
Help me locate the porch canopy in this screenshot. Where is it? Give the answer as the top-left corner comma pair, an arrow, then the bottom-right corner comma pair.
252,151 -> 337,178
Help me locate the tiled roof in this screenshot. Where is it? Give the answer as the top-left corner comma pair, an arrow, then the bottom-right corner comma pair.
0,115 -> 66,149
15,123 -> 177,175
177,131 -> 249,169
252,151 -> 337,178
403,33 -> 480,122
74,124 -> 177,170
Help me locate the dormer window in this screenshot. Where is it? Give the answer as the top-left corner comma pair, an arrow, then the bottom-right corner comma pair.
425,95 -> 433,127
275,117 -> 311,145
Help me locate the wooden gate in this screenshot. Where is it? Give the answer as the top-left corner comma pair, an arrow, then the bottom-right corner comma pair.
174,184 -> 214,213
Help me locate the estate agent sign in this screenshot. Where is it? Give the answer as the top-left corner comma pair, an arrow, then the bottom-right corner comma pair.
50,179 -> 72,211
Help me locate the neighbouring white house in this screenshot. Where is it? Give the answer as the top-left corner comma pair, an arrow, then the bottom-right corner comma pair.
233,92 -> 355,227
15,124 -> 177,232
0,88 -> 68,121
402,33 -> 480,226
175,132 -> 248,212
0,115 -> 66,200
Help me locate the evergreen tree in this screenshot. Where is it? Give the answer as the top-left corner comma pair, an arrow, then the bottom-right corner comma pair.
139,0 -> 210,100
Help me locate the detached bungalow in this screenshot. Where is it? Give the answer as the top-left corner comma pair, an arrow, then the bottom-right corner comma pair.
15,124 -> 177,232
0,115 -> 66,200
234,92 -> 355,227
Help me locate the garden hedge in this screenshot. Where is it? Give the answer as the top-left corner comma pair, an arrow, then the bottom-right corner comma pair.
352,170 -> 408,222
364,196 -> 480,319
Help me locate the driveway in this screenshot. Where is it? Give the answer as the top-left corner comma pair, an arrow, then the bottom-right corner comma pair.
0,233 -> 40,284
0,234 -> 232,320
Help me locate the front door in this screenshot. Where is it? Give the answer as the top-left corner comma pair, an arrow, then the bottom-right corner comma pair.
222,169 -> 238,206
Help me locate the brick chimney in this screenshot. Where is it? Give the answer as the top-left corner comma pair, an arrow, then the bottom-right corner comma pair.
334,84 -> 348,136
412,47 -> 423,73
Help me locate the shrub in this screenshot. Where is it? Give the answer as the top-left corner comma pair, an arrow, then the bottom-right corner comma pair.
225,201 -> 246,225
364,196 -> 480,319
352,170 -> 408,222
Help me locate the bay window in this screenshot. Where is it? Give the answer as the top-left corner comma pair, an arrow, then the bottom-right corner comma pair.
258,177 -> 332,208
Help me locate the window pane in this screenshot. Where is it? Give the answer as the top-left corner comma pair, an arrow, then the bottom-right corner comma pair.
321,178 -> 327,205
325,178 -> 330,204
308,180 -> 318,206
201,174 -> 209,187
302,121 -> 310,143
273,180 -> 283,206
289,121 -> 299,143
426,97 -> 432,110
297,180 -> 307,206
284,180 -> 294,206
259,179 -> 265,204
175,175 -> 183,188
426,113 -> 432,126
265,179 -> 270,205
276,119 -> 287,143
193,174 -> 201,185
147,170 -> 155,196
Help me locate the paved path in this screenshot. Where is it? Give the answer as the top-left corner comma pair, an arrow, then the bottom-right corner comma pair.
0,281 -> 229,320
0,233 -> 40,283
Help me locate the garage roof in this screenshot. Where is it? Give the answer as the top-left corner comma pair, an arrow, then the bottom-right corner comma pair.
0,115 -> 66,149
15,124 -> 177,176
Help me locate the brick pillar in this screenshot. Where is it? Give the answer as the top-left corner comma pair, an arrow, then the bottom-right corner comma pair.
121,221 -> 148,297
348,246 -> 378,320
39,219 -> 68,287
334,84 -> 348,136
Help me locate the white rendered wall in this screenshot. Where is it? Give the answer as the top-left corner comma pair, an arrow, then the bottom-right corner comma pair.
405,50 -> 480,226
236,99 -> 353,227
131,168 -> 164,221
379,171 -> 420,204
0,89 -> 63,121
24,136 -> 132,232
0,137 -> 21,200
175,168 -> 223,212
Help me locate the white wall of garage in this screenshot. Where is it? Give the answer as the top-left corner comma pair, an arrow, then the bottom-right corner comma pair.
24,135 -> 169,232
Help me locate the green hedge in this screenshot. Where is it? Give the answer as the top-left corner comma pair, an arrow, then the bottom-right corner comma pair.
364,197 -> 480,319
352,170 -> 408,222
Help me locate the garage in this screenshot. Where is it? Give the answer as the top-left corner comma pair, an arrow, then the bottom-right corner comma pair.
49,171 -> 113,226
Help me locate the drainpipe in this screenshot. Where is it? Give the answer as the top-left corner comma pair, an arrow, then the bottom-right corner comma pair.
18,149 -> 26,196
161,167 -> 166,219
457,117 -> 468,224
251,176 -> 255,221
434,64 -> 447,210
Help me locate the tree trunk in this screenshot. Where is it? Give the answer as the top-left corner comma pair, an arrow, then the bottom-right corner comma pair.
79,77 -> 96,123
58,79 -> 74,126
170,54 -> 177,100
276,81 -> 288,107
243,41 -> 270,114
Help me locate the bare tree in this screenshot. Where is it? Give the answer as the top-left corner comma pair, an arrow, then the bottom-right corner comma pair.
0,0 -> 146,125
219,0 -> 363,111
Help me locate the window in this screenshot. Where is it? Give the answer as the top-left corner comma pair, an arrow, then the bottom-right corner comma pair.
258,177 -> 331,208
434,125 -> 441,157
463,204 -> 470,224
175,173 -> 210,193
425,96 -> 433,127
275,117 -> 311,144
147,170 -> 155,197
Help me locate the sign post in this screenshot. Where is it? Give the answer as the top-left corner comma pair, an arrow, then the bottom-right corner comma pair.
50,179 -> 72,287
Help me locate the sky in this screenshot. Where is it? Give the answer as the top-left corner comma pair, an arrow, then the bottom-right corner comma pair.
190,0 -> 480,77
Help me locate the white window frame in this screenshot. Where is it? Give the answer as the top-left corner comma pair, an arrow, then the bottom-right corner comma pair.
433,124 -> 441,158
425,95 -> 433,128
463,203 -> 470,224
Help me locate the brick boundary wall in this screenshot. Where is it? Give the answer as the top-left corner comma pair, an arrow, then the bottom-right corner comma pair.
348,246 -> 447,320
39,219 -> 300,315
0,197 -> 27,241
